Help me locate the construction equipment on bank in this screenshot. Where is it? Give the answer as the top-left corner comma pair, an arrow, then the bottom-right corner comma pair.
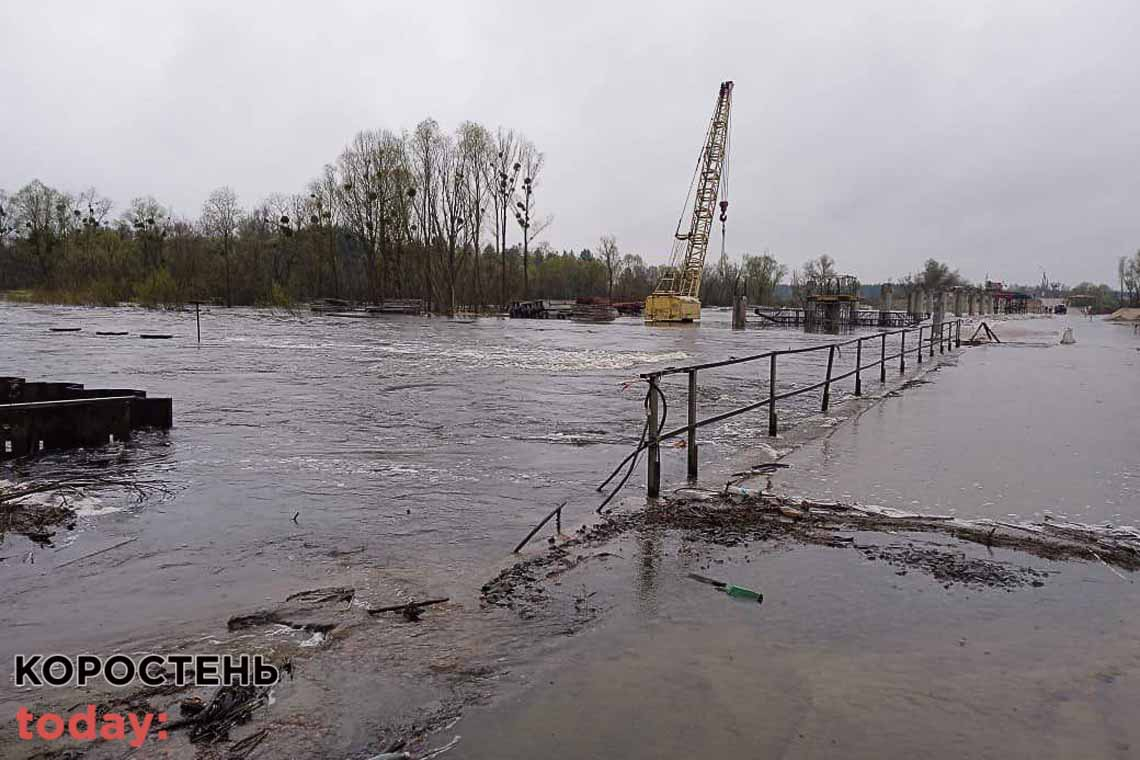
645,81 -> 734,323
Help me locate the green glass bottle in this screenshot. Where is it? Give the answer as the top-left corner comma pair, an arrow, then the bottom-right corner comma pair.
723,584 -> 763,603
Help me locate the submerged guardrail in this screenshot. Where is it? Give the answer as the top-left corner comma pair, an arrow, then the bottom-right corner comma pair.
512,318 -> 966,553
640,319 -> 963,496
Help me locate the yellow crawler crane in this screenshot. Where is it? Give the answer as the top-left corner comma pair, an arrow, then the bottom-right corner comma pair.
645,80 -> 734,323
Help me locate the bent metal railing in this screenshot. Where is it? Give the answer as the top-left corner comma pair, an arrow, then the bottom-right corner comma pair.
640,318 -> 963,497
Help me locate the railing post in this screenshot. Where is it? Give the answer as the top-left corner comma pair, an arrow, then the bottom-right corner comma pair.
939,323 -> 945,354
917,326 -> 923,364
854,338 -> 863,396
930,322 -> 935,358
647,377 -> 660,498
880,333 -> 887,383
899,330 -> 906,374
822,344 -> 835,411
687,370 -> 698,482
955,319 -> 961,348
768,354 -> 778,437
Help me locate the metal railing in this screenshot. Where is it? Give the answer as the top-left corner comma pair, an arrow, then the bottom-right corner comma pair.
641,319 -> 963,496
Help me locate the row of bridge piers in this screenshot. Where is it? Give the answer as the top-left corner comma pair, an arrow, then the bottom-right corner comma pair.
879,284 -> 1006,324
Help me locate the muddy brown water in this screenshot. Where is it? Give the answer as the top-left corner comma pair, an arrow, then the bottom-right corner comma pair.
2,305 -> 1137,758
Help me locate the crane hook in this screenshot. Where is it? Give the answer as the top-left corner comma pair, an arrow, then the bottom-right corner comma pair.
719,200 -> 729,223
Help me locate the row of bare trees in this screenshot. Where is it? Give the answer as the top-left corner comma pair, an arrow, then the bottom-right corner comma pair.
0,119 -> 567,312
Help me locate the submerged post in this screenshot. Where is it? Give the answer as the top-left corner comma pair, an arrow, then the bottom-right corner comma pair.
880,333 -> 887,383
687,370 -> 698,481
731,295 -> 747,329
917,325 -> 923,364
854,338 -> 863,396
822,344 -> 835,411
940,322 -> 946,354
956,319 -> 961,348
195,302 -> 201,344
768,354 -> 777,437
647,377 -> 660,497
900,330 -> 906,373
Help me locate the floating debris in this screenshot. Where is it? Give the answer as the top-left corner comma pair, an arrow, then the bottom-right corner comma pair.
166,684 -> 270,744
367,597 -> 449,622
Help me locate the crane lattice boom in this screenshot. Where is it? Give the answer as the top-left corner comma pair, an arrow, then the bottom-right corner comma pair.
645,80 -> 733,323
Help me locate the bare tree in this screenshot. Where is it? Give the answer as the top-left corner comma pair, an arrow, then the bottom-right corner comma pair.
1126,250 -> 1140,306
338,130 -> 406,304
513,138 -> 545,298
255,193 -> 301,291
0,189 -> 13,261
457,121 -> 492,307
122,196 -> 169,272
599,234 -> 620,303
308,165 -> 342,298
437,134 -> 467,314
10,180 -> 73,282
201,186 -> 243,306
742,251 -> 786,305
486,127 -> 519,308
76,188 -> 113,225
802,253 -> 837,282
410,119 -> 448,311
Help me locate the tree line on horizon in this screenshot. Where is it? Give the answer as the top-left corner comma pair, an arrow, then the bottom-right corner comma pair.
1,120 -> 1135,313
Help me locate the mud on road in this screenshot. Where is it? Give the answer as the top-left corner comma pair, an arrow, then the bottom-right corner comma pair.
483,490 -> 1140,621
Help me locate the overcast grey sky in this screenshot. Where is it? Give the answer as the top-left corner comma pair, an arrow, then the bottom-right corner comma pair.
2,1 -> 1137,285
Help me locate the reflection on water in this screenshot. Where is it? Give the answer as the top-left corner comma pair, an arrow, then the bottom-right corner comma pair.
635,531 -> 663,618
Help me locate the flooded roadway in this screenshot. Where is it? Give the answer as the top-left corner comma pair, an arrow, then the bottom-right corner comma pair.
452,315 -> 1140,760
768,316 -> 1140,524
0,304 -> 875,668
3,303 -> 1138,759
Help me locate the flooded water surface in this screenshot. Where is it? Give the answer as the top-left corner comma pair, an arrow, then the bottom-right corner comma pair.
2,304 -> 1138,759
0,304 -> 876,658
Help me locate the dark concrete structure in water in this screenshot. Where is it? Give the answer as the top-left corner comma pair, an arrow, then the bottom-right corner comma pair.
0,377 -> 172,460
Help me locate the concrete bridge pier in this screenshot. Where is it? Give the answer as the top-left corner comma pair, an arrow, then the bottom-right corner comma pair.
879,284 -> 894,326
910,287 -> 925,320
